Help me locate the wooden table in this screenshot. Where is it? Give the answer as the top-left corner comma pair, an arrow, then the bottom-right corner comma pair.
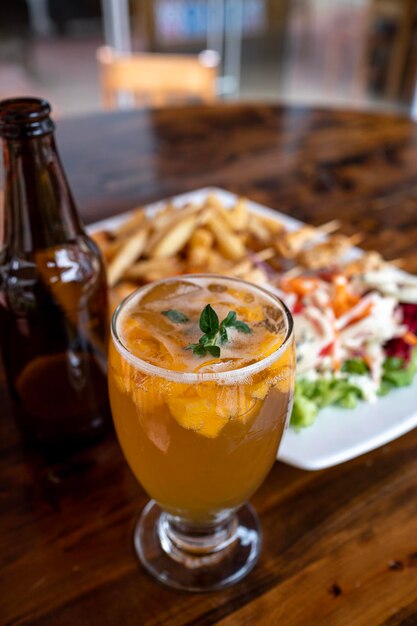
2,103 -> 417,626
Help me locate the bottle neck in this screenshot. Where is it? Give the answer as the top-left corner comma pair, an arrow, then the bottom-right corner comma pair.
2,132 -> 84,252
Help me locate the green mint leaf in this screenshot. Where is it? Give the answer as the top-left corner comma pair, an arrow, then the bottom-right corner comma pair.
221,311 -> 237,328
162,309 -> 189,323
199,304 -> 219,336
186,343 -> 207,356
186,306 -> 251,358
219,326 -> 228,344
232,320 -> 251,334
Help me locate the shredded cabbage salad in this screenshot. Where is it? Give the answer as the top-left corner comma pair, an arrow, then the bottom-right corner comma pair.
271,266 -> 417,428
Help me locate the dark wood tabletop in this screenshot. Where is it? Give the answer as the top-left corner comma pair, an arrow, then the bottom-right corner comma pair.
2,103 -> 417,626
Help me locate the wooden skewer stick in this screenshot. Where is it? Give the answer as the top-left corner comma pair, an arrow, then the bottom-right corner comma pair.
347,233 -> 364,246
316,219 -> 341,235
280,265 -> 304,279
253,247 -> 276,262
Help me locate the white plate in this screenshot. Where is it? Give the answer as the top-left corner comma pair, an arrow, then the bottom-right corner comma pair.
89,187 -> 417,471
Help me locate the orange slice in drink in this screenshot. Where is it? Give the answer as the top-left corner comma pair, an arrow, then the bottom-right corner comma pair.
121,319 -> 175,369
132,377 -> 166,415
235,393 -> 260,424
109,343 -> 132,395
168,394 -> 230,438
269,343 -> 295,393
250,378 -> 270,400
167,379 -> 243,437
200,383 -> 260,425
110,341 -> 158,401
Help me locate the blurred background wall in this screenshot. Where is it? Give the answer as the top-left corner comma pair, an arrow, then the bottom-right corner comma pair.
0,0 -> 417,117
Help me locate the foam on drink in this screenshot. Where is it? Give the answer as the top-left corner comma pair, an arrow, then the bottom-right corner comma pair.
116,277 -> 288,374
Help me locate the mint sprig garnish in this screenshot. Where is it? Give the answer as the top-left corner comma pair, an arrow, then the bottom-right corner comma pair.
187,304 -> 251,358
162,309 -> 189,323
199,303 -> 219,335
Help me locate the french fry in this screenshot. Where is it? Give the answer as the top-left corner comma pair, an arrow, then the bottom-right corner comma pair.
107,228 -> 148,286
124,258 -> 183,280
109,281 -> 138,313
206,249 -> 233,273
210,197 -> 249,232
228,259 -> 253,277
207,214 -> 246,261
142,268 -> 184,282
257,214 -> 284,235
99,192 -> 370,312
212,205 -> 237,231
113,207 -> 146,238
93,234 -> 122,263
146,204 -> 201,254
103,238 -> 126,263
150,213 -> 199,259
198,205 -> 215,226
150,202 -> 177,230
187,228 -> 214,267
248,214 -> 272,243
156,202 -> 201,230
91,230 -> 111,250
230,198 -> 250,230
114,280 -> 138,299
204,194 -> 225,211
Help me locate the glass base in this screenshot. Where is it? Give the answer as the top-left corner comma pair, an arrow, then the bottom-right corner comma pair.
134,500 -> 262,592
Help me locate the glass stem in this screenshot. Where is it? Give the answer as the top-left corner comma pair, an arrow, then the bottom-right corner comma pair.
158,510 -> 239,566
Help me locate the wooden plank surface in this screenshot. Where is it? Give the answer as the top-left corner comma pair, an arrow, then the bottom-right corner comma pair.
2,103 -> 417,626
56,104 -> 417,273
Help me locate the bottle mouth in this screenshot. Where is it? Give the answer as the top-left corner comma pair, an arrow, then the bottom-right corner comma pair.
0,97 -> 55,139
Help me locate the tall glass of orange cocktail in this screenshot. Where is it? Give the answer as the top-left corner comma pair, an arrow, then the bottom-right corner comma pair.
109,275 -> 295,591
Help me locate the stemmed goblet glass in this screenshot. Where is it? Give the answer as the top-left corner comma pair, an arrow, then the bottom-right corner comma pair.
108,275 -> 295,591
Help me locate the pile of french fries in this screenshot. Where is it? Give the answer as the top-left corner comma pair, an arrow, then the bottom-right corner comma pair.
91,193 -> 376,311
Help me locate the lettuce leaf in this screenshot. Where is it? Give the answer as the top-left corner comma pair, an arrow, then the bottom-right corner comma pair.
291,394 -> 318,428
381,348 -> 417,389
291,377 -> 363,429
341,358 -> 369,375
291,348 -> 417,429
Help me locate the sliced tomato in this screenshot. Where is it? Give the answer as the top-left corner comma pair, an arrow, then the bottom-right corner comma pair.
293,300 -> 304,314
319,342 -> 334,357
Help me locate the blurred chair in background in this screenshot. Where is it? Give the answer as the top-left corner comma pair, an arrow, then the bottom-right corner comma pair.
96,45 -> 219,109
284,0 -> 371,105
0,0 -> 32,67
0,0 -> 35,99
364,0 -> 417,103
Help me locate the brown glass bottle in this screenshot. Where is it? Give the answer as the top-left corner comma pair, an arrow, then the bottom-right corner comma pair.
0,97 -> 110,449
